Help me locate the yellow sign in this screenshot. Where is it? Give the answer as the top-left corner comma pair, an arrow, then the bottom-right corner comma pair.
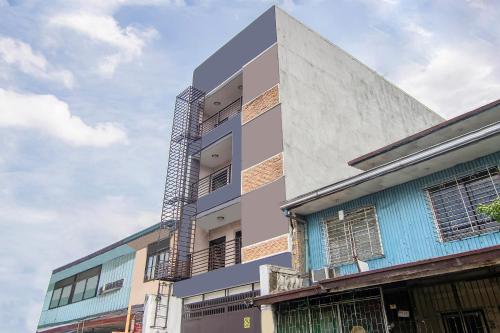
243,316 -> 251,329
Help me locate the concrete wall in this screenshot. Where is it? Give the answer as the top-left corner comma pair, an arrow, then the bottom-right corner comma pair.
128,247 -> 160,307
173,252 -> 291,298
307,152 -> 500,274
275,7 -> 444,200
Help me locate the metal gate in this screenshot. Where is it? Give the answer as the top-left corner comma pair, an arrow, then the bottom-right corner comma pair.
276,288 -> 387,333
182,291 -> 261,333
385,276 -> 500,333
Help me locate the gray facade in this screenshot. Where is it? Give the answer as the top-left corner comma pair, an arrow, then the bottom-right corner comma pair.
197,115 -> 242,213
192,7 -> 277,94
275,8 -> 444,199
173,252 -> 291,298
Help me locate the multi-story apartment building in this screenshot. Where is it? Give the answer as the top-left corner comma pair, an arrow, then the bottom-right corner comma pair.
37,5 -> 448,333
150,5 -> 442,333
255,100 -> 500,332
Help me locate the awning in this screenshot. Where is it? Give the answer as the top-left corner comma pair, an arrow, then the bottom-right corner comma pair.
254,245 -> 500,306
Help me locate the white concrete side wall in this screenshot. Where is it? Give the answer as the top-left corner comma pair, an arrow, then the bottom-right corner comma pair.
167,295 -> 182,333
275,8 -> 444,199
142,293 -> 182,333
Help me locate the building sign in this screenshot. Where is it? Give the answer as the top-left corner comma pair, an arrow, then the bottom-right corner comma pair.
99,279 -> 124,295
243,316 -> 251,329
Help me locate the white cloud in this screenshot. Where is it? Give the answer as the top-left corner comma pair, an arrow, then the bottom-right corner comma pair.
0,196 -> 157,332
0,89 -> 128,147
397,46 -> 500,117
49,1 -> 165,77
0,36 -> 75,88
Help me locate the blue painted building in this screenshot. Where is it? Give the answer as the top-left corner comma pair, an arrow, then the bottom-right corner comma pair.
307,151 -> 500,275
256,99 -> 500,333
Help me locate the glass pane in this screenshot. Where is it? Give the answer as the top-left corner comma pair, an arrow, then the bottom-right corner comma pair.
145,256 -> 154,280
83,275 -> 98,299
72,279 -> 86,303
50,288 -> 62,308
58,285 -> 72,306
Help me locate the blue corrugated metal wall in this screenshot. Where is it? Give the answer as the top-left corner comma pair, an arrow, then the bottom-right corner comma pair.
307,152 -> 500,275
38,246 -> 135,328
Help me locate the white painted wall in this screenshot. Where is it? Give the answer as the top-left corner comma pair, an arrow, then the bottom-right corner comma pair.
275,7 -> 444,200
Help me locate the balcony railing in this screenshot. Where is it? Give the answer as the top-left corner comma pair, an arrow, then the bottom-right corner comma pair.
197,164 -> 231,198
190,237 -> 242,276
200,98 -> 242,136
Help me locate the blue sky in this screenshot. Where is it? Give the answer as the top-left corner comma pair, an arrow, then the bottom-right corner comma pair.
0,0 -> 498,331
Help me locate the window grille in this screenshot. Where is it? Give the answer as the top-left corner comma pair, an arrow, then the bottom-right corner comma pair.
426,166 -> 500,242
322,206 -> 383,266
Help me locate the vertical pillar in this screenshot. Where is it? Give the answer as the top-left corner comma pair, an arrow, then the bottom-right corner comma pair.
259,265 -> 277,333
261,304 -> 277,333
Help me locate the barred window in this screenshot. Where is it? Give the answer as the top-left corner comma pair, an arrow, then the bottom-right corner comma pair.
427,166 -> 500,242
322,206 -> 383,266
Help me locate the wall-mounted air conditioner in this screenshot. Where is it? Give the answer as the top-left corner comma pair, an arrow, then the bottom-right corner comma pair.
311,267 -> 337,283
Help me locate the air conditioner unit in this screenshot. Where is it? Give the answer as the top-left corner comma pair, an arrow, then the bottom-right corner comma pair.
311,267 -> 336,283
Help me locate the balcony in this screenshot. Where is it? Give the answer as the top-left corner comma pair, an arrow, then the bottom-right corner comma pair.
200,98 -> 242,136
190,237 -> 242,276
197,164 -> 232,198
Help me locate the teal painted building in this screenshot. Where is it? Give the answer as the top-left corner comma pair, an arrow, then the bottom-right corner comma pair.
306,152 -> 500,275
38,246 -> 135,330
37,224 -> 160,332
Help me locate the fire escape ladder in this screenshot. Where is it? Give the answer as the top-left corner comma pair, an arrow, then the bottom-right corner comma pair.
151,282 -> 172,329
151,86 -> 204,329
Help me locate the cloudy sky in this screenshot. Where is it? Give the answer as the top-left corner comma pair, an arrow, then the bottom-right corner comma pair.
0,0 -> 499,331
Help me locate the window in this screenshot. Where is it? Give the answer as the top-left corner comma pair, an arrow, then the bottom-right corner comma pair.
145,238 -> 170,281
322,206 -> 383,266
442,310 -> 488,333
48,266 -> 101,309
210,166 -> 230,192
427,166 -> 500,242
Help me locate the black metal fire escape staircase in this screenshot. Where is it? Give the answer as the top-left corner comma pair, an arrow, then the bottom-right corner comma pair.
151,86 -> 205,330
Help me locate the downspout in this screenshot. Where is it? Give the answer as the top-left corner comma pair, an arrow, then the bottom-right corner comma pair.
124,303 -> 132,332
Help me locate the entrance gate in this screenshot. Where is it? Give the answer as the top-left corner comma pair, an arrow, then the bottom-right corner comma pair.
276,288 -> 387,333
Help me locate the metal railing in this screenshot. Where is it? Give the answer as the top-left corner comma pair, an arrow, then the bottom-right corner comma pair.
190,237 -> 242,276
196,164 -> 232,198
200,98 -> 242,136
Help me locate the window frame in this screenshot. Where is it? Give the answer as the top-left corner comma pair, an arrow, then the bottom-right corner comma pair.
322,205 -> 384,267
48,265 -> 102,309
144,238 -> 170,282
426,166 -> 500,242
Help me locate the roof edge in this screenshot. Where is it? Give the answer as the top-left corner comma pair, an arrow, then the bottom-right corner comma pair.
282,121 -> 500,212
348,99 -> 500,167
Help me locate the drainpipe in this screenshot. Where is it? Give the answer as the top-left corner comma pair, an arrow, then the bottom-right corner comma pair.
124,303 -> 132,332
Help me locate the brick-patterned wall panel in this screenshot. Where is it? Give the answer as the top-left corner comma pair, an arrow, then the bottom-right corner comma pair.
242,84 -> 280,124
242,234 -> 289,262
242,153 -> 283,194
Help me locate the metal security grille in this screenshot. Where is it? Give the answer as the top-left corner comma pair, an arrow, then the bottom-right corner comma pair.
426,166 -> 500,242
276,288 -> 387,333
183,291 -> 260,320
322,206 -> 383,266
196,164 -> 232,198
